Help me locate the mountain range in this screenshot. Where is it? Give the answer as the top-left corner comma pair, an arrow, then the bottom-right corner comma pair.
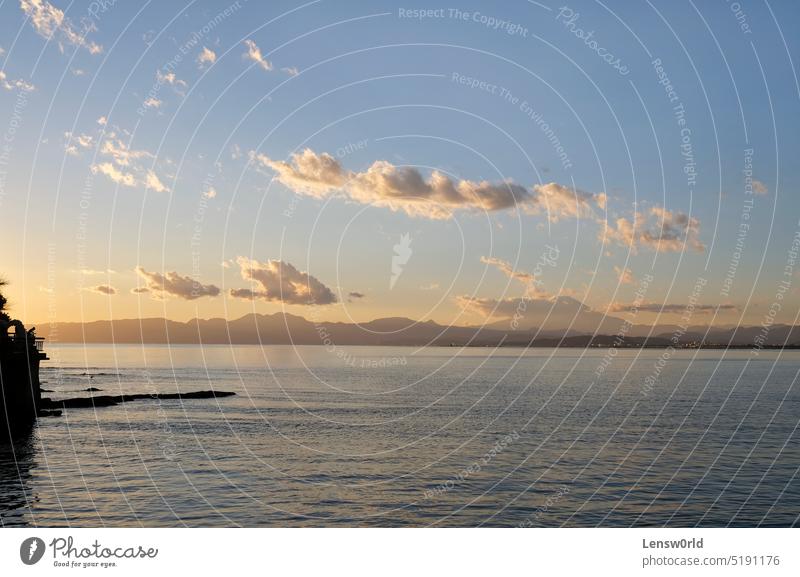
31,296 -> 800,347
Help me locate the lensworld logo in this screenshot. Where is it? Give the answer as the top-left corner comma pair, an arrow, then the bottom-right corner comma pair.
19,537 -> 45,565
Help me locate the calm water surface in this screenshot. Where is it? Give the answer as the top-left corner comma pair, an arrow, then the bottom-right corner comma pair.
1,345 -> 798,527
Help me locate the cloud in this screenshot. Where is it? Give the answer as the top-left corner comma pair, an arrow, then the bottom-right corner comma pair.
455,294 -> 594,321
91,134 -> 169,192
462,251 -> 567,322
282,66 -> 299,76
354,163 -> 537,218
480,256 -> 535,285
20,0 -> 63,36
243,39 -> 272,71
0,69 -> 35,91
156,70 -> 186,90
253,149 -> 581,220
456,294 -> 603,332
91,162 -> 136,187
87,284 -> 116,295
145,170 -> 169,193
20,0 -> 102,54
254,149 -> 609,220
614,266 -> 634,285
231,256 -> 336,305
479,255 -> 551,300
347,291 -> 366,301
456,295 -> 529,319
97,116 -> 107,126
143,97 -> 162,109
610,302 -> 737,314
251,149 -> 348,196
752,179 -> 768,195
75,268 -> 116,275
100,137 -> 152,167
531,182 -> 604,222
135,266 -> 220,300
197,46 -> 216,67
64,131 -> 93,156
603,206 -> 704,253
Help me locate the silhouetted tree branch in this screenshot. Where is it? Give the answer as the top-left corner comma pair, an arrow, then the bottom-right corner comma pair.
0,277 -> 9,322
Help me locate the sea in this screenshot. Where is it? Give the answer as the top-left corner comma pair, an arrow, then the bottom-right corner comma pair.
1,344 -> 798,527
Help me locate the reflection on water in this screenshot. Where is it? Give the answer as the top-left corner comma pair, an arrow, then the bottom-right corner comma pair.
0,427 -> 38,527
1,345 -> 799,527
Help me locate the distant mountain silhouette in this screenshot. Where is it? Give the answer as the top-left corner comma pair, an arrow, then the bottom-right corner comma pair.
32,310 -> 800,348
482,296 -> 627,334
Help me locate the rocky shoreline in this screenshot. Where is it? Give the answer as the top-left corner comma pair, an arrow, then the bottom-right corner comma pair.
40,390 -> 236,411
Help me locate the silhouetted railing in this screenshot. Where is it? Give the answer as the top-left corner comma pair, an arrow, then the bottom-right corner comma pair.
2,332 -> 45,353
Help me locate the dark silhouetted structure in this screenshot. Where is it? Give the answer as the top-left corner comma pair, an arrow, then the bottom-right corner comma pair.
0,318 -> 47,440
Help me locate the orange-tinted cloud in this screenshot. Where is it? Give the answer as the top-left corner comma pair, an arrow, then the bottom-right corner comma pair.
602,206 -> 704,253
252,148 -> 605,220
134,267 -> 220,300
230,257 -> 336,305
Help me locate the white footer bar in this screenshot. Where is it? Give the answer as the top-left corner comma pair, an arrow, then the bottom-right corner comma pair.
1,528 -> 796,576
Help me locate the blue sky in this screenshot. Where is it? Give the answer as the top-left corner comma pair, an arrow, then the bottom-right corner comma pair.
1,0 -> 799,327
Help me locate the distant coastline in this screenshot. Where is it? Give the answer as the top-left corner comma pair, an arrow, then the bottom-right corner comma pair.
34,313 -> 800,349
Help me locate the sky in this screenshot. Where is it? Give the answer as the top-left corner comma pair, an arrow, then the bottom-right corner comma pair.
1,0 -> 799,328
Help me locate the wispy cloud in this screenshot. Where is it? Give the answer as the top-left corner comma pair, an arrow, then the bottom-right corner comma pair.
91,162 -> 136,187
63,131 -> 94,156
480,256 -> 535,285
74,268 -> 116,275
156,70 -> 184,87
243,39 -> 272,71
456,295 -> 528,320
100,137 -> 152,167
532,182 -> 605,222
0,70 -> 34,91
86,284 -> 116,295
230,256 -> 337,305
610,302 -> 736,314
20,0 -> 102,54
614,266 -> 634,285
456,294 -> 584,321
89,132 -> 170,192
197,46 -> 216,67
602,206 -> 704,253
134,267 -> 220,300
145,170 -> 169,193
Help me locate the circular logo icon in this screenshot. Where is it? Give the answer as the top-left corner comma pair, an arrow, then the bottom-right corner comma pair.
20,537 -> 45,565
